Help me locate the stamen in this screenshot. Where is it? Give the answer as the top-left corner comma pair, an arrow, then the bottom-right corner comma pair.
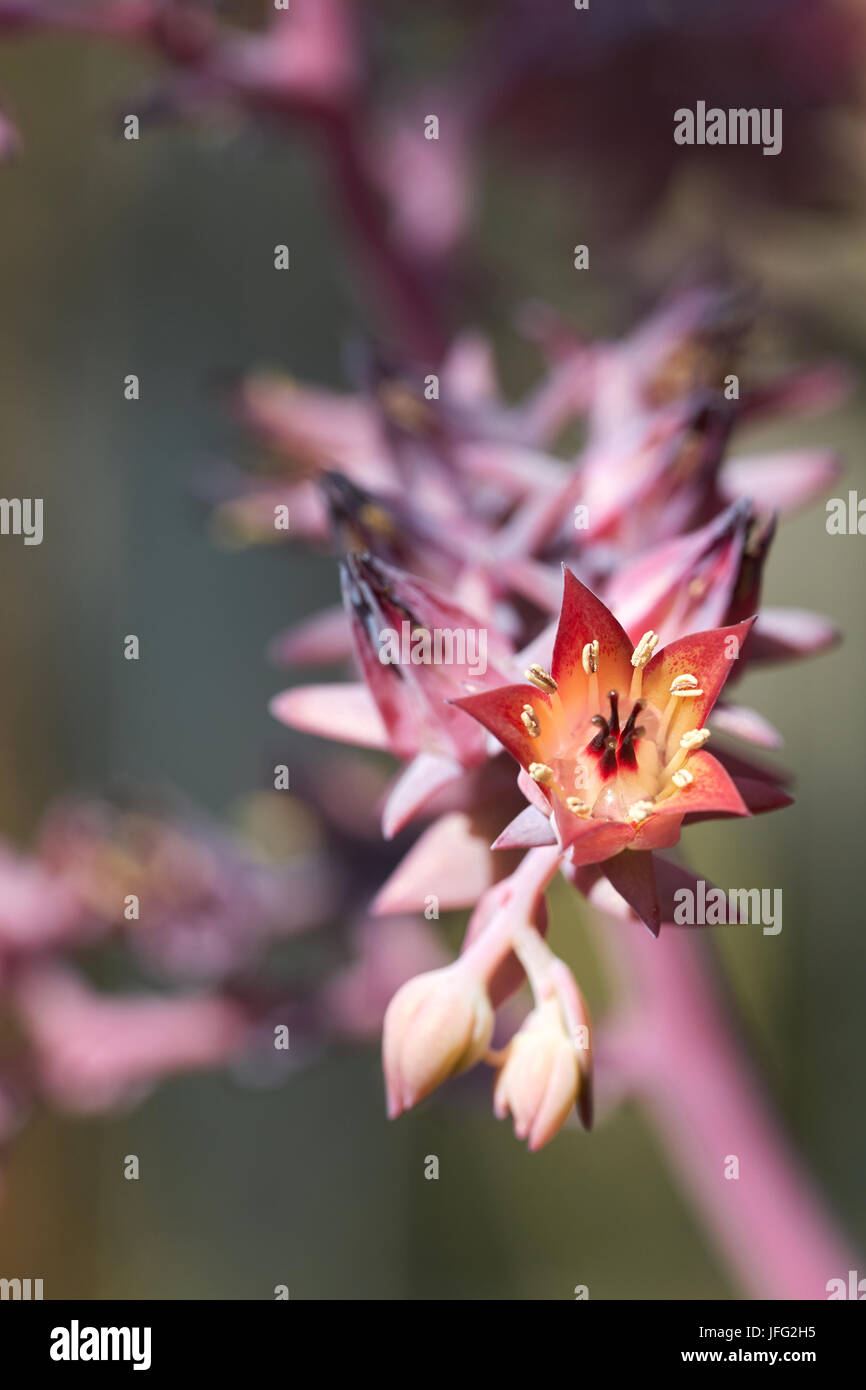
528,762 -> 554,785
663,726 -> 710,778
658,696 -> 677,744
628,800 -> 655,825
566,796 -> 591,817
631,631 -> 659,668
681,727 -> 711,750
525,664 -> 557,695
659,676 -> 703,742
582,639 -> 600,710
630,630 -> 658,697
520,704 -> 541,738
656,764 -> 697,803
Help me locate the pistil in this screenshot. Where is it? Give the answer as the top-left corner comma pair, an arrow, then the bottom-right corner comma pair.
617,699 -> 645,768
599,735 -> 618,779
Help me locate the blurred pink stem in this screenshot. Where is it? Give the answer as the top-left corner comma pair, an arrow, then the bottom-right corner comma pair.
316,109 -> 449,363
594,919 -> 857,1299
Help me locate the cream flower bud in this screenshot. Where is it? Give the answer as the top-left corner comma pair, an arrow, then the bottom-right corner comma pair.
493,997 -> 582,1151
382,963 -> 494,1118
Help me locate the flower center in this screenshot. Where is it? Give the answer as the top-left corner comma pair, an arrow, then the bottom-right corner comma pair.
525,641 -> 710,826
586,692 -> 644,777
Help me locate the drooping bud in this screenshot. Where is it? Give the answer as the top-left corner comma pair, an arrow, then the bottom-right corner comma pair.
493,997 -> 583,1151
382,962 -> 494,1117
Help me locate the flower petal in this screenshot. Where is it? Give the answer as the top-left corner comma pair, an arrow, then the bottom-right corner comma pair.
492,804 -> 558,850
719,449 -> 841,515
267,605 -> 351,667
630,813 -> 685,852
381,753 -> 467,840
605,500 -> 750,646
601,850 -> 660,936
451,682 -> 556,768
552,568 -> 634,706
371,812 -> 521,914
559,815 -> 634,866
650,750 -> 751,821
710,703 -> 784,749
644,617 -> 756,743
684,777 -> 793,823
269,682 -> 389,750
750,607 -> 840,664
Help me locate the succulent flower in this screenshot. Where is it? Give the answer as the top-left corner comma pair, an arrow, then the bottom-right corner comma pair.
455,570 -> 753,881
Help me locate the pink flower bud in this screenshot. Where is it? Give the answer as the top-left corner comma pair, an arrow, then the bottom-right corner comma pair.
382,963 -> 494,1117
493,997 -> 582,1151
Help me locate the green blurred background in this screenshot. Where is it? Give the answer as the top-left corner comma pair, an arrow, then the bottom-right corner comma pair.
0,26 -> 864,1298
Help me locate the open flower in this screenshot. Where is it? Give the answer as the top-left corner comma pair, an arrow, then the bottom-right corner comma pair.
455,568 -> 754,875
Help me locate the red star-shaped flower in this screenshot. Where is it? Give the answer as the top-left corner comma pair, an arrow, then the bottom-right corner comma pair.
454,569 -> 757,921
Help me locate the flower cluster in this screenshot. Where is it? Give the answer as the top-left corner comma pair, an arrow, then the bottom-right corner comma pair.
257,283 -> 843,1146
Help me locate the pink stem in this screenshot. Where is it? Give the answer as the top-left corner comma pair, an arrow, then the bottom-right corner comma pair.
594,919 -> 858,1300
314,108 -> 450,363
462,846 -> 561,982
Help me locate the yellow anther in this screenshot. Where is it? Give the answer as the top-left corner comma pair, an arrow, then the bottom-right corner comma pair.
628,800 -> 655,825
566,797 -> 591,817
525,664 -> 558,695
658,675 -> 703,739
630,631 -> 659,698
672,769 -> 695,789
630,631 -> 659,669
680,727 -> 710,751
581,640 -> 600,675
520,705 -> 541,738
529,762 -> 554,785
